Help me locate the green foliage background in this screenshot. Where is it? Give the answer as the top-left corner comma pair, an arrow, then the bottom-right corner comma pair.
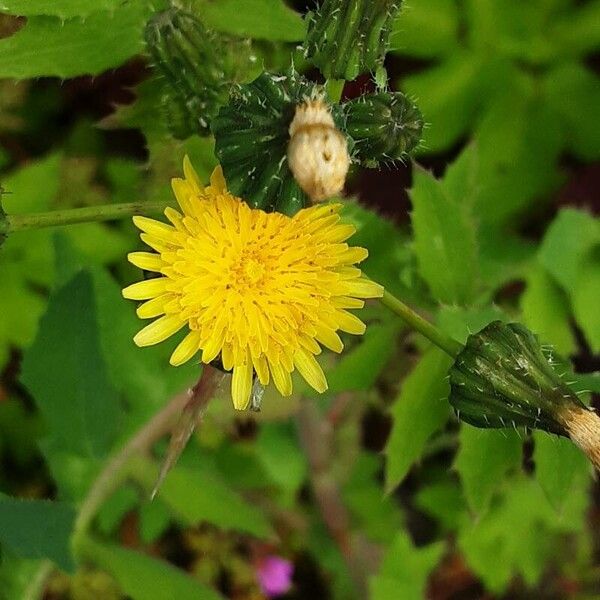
0,1 -> 599,598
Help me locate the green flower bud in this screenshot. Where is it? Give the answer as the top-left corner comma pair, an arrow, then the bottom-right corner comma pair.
304,0 -> 402,80
145,8 -> 250,138
450,321 -> 600,468
343,91 -> 423,167
212,69 -> 343,214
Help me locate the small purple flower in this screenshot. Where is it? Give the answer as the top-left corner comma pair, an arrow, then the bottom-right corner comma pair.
256,555 -> 294,598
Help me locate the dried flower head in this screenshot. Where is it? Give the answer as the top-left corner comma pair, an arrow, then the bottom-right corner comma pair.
122,158 -> 383,410
287,98 -> 350,202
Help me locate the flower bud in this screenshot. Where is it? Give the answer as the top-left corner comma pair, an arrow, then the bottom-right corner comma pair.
288,99 -> 350,201
343,92 -> 423,166
212,69 -> 340,214
304,0 -> 402,80
145,8 -> 249,138
450,321 -> 600,468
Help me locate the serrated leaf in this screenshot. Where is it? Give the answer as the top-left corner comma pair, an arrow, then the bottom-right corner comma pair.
572,251 -> 600,354
135,459 -> 274,539
521,265 -> 576,356
0,0 -> 127,18
474,86 -> 563,225
437,305 -> 507,345
20,271 -> 121,490
391,0 -> 459,58
538,208 -> 600,293
454,427 -> 522,513
533,432 -> 590,511
189,0 -> 304,41
402,51 -> 484,153
327,322 -> 400,395
87,541 -> 224,600
385,348 -> 452,491
0,496 -> 75,571
544,63 -> 600,161
410,165 -> 478,305
414,480 -> 467,531
0,6 -> 149,79
369,531 -> 444,600
459,475 -> 587,593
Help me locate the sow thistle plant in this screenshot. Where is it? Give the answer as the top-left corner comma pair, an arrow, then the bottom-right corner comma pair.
0,2 -> 597,471
0,2 -> 599,593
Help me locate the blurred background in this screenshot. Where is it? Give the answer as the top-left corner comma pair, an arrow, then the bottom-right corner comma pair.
0,1 -> 599,598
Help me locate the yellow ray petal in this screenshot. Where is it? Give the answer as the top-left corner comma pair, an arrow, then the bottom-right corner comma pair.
170,330 -> 201,366
183,154 -> 203,192
136,295 -> 172,319
269,360 -> 293,396
122,278 -> 168,300
134,315 -> 185,347
294,348 -> 328,393
231,361 -> 253,410
335,310 -> 366,335
128,251 -> 163,272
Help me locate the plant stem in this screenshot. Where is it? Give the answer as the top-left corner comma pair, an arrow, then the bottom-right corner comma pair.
72,390 -> 189,543
378,289 -> 463,358
0,201 -> 169,235
296,398 -> 380,597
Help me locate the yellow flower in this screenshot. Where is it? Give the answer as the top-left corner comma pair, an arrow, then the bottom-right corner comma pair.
122,157 -> 383,410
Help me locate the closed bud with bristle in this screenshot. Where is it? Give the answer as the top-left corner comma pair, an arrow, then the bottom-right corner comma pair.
288,99 -> 350,202
450,321 -> 600,469
212,69 -> 339,214
343,92 -> 423,167
145,8 -> 250,138
304,0 -> 402,80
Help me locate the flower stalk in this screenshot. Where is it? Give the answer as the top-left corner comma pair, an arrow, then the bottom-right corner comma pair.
0,201 -> 169,235
378,289 -> 463,358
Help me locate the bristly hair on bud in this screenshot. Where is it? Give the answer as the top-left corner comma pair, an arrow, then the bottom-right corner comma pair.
0,186 -> 6,248
449,320 -> 600,469
212,69 -> 344,215
145,8 -> 254,139
288,98 -> 350,202
304,0 -> 402,81
342,92 -> 423,167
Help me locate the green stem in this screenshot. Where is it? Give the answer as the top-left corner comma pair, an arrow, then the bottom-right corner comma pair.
0,200 -> 169,235
378,289 -> 463,358
326,78 -> 345,103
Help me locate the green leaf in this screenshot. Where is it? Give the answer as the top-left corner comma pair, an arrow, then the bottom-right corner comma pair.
544,63 -> 600,161
410,165 -> 479,305
369,531 -> 444,600
255,423 -> 307,506
402,51 -> 484,153
454,427 -> 522,513
459,476 -> 587,593
327,322 -> 400,395
134,459 -> 274,539
86,541 -> 224,600
521,265 -> 576,356
474,85 -> 563,225
0,496 -> 75,571
21,271 -> 121,479
572,251 -> 600,354
0,0 -> 127,18
0,556 -> 48,600
189,0 -> 305,41
414,480 -> 467,532
385,348 -> 452,491
0,6 -> 149,79
437,305 -> 507,345
390,0 -> 458,58
533,431 -> 590,511
552,0 -> 600,58
341,201 -> 410,298
538,208 -> 600,293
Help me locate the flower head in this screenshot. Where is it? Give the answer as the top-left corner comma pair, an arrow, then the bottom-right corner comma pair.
122,158 -> 383,410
